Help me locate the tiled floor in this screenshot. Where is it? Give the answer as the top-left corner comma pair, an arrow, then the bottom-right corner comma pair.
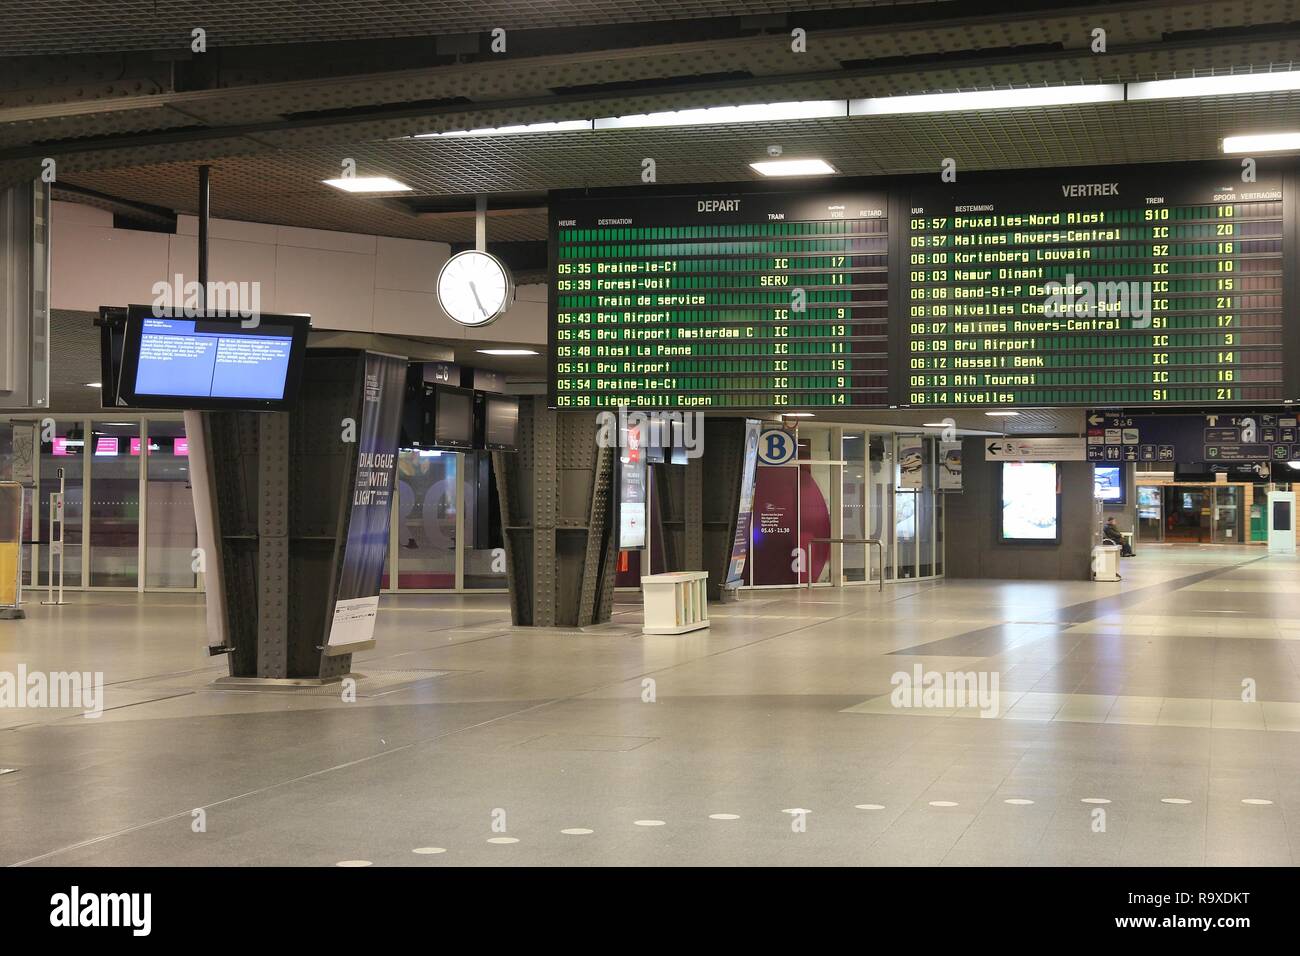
1,545 -> 1298,866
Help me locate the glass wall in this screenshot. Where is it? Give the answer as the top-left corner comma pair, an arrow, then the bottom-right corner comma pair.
394,449 -> 458,589
37,421 -> 84,587
145,421 -> 198,588
89,421 -> 141,587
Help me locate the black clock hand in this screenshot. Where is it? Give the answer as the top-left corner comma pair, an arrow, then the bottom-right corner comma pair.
469,280 -> 488,316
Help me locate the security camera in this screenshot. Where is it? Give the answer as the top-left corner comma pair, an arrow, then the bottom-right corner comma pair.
767,144 -> 783,157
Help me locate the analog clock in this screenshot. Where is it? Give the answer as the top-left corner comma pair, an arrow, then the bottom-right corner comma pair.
436,250 -> 514,327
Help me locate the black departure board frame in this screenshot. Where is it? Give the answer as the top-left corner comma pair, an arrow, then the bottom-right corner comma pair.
548,185 -> 890,410
547,160 -> 1300,411
897,161 -> 1295,410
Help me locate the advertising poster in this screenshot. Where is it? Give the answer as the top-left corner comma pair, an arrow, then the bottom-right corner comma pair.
752,466 -> 833,586
618,421 -> 647,550
0,483 -> 21,606
938,441 -> 963,491
326,352 -> 406,651
1000,462 -> 1060,542
899,439 -> 924,489
725,420 -> 761,588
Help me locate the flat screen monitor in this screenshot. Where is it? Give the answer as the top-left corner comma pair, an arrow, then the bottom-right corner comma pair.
433,385 -> 475,449
483,395 -> 520,451
115,306 -> 309,410
1093,464 -> 1125,504
1000,462 -> 1059,542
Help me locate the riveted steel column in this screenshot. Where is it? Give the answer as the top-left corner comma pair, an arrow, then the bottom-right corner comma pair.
256,411 -> 290,677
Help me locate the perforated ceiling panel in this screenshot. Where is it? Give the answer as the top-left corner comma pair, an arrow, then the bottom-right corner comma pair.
0,0 -> 918,56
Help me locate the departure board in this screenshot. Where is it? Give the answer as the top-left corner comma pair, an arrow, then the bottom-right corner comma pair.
903,168 -> 1286,407
548,191 -> 889,408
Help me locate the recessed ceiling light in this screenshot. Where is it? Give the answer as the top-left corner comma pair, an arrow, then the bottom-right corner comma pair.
984,410 -> 1021,416
1129,70 -> 1300,101
476,349 -> 538,356
321,176 -> 412,193
782,412 -> 815,417
749,158 -> 837,177
1222,132 -> 1300,153
84,382 -> 102,388
922,422 -> 951,427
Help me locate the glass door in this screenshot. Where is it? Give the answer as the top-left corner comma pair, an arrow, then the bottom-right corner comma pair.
1137,485 -> 1164,542
1212,486 -> 1243,543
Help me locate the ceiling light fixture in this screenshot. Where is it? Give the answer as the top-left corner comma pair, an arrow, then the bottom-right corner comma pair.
417,120 -> 594,138
782,412 -> 816,418
321,176 -> 412,193
1129,70 -> 1300,101
594,100 -> 845,131
850,83 -> 1123,116
1222,132 -> 1300,153
749,158 -> 837,177
984,411 -> 1021,417
476,348 -> 538,356
84,382 -> 102,388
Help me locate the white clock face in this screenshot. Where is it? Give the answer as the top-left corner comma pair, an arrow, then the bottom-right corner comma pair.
437,250 -> 513,327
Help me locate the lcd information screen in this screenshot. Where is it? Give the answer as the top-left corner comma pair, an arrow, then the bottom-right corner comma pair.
135,318 -> 293,400
115,307 -> 310,411
549,189 -> 890,409
904,167 -> 1285,408
1001,462 -> 1059,541
1094,464 -> 1124,503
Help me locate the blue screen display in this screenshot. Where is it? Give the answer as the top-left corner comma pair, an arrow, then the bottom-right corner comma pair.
134,318 -> 294,400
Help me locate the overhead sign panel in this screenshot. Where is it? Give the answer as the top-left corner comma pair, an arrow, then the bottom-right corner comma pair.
1086,410 -> 1300,464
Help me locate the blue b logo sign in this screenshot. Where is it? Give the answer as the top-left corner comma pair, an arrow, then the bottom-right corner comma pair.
758,429 -> 797,465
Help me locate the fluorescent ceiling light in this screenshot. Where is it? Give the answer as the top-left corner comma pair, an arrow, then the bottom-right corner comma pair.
922,422 -> 951,427
1222,132 -> 1300,153
84,382 -> 101,388
416,120 -> 593,138
782,412 -> 816,418
322,176 -> 412,193
984,411 -> 1020,417
750,158 -> 837,177
1129,70 -> 1300,101
476,348 -> 538,356
851,84 -> 1123,116
594,100 -> 844,131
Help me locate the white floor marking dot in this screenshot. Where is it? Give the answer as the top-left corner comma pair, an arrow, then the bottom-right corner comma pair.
928,801 -> 959,807
336,860 -> 372,867
561,828 -> 593,835
1161,798 -> 1192,805
708,813 -> 740,820
1081,798 -> 1111,804
1004,798 -> 1035,805
486,836 -> 519,844
412,847 -> 446,855
1242,798 -> 1274,806
633,820 -> 665,827
855,804 -> 885,811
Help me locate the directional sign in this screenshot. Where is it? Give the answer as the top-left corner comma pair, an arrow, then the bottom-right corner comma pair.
985,438 -> 1085,462
1086,411 -> 1297,465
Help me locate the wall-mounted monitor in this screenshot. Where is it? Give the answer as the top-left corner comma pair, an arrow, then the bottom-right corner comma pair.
113,306 -> 310,411
481,394 -> 520,452
1000,462 -> 1059,542
1093,464 -> 1125,504
432,384 -> 475,449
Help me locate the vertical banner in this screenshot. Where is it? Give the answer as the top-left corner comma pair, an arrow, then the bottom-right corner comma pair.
899,438 -> 924,490
618,420 -> 647,549
938,441 -> 963,491
326,353 -> 406,652
725,419 -> 761,588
